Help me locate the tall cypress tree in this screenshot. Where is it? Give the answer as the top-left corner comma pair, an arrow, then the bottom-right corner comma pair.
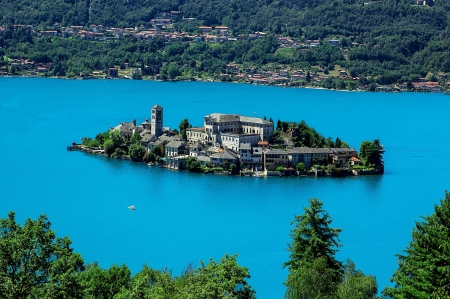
384,191 -> 450,299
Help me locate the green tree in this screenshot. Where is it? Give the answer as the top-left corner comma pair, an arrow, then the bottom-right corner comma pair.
151,145 -> 162,157
186,157 -> 201,172
129,144 -> 146,162
296,162 -> 305,172
78,263 -> 131,299
306,71 -> 311,83
0,212 -> 84,299
130,132 -> 142,145
359,139 -> 384,170
103,139 -> 115,157
144,152 -> 156,163
114,266 -> 176,299
285,257 -> 337,299
336,260 -> 378,299
187,254 -> 255,299
284,198 -> 342,283
112,147 -> 126,158
384,191 -> 450,299
110,130 -> 125,148
179,118 -> 190,141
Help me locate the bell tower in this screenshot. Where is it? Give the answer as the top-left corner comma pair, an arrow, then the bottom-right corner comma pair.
151,104 -> 163,137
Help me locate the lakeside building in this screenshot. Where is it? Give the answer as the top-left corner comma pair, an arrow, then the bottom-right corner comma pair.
186,113 -> 274,150
109,105 -> 358,173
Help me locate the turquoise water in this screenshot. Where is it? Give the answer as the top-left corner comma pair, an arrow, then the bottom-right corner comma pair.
1,77 -> 450,298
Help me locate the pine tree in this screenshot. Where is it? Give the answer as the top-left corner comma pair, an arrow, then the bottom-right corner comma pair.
284,198 -> 342,276
384,191 -> 450,299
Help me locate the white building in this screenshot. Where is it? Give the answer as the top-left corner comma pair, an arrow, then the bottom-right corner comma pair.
187,113 -> 273,150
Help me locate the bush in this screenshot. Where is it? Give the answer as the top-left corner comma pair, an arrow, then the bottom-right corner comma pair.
129,144 -> 146,162
82,137 -> 100,148
276,166 -> 285,172
296,162 -> 306,172
186,157 -> 201,172
111,148 -> 126,158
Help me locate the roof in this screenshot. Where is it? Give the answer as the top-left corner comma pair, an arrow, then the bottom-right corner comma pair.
166,141 -> 186,148
140,118 -> 150,125
152,104 -> 162,109
240,143 -> 251,150
189,141 -> 206,149
187,127 -> 205,132
289,147 -> 312,154
264,149 -> 289,155
205,113 -> 272,125
210,148 -> 238,160
330,147 -> 357,153
140,133 -> 156,143
350,157 -> 361,162
197,156 -> 211,162
113,122 -> 135,133
309,148 -> 334,154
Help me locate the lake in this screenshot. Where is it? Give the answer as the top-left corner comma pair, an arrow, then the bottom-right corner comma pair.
1,77 -> 450,298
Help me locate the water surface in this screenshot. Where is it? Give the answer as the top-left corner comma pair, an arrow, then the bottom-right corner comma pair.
1,78 -> 449,298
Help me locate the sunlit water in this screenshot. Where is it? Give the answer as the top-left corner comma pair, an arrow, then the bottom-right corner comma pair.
1,77 -> 450,298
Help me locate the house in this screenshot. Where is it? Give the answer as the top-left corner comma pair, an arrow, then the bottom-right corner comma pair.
328,39 -> 339,46
210,148 -> 238,168
215,26 -> 229,36
108,68 -> 118,77
165,141 -> 187,157
140,131 -> 157,148
264,149 -> 290,171
240,145 -> 264,170
350,157 -> 361,166
166,155 -> 189,170
147,135 -> 180,152
310,148 -> 334,165
186,113 -> 274,148
220,132 -> 260,152
239,143 -> 252,163
289,147 -> 313,168
226,64 -> 239,73
199,26 -> 213,34
330,148 -> 357,167
189,141 -> 206,156
113,119 -> 136,140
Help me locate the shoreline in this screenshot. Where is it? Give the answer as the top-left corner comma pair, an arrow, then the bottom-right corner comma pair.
68,144 -> 383,178
1,74 -> 446,94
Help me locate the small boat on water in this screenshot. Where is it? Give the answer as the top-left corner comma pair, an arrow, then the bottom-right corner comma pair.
128,205 -> 135,211
147,162 -> 155,166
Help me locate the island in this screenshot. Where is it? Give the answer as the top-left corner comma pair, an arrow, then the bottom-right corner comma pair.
70,104 -> 384,177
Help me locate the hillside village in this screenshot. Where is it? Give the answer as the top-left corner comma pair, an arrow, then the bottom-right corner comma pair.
1,12 -> 449,92
86,104 -> 382,177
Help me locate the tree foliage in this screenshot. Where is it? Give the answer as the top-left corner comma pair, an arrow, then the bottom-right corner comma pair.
128,143 -> 146,162
186,157 -> 201,172
284,198 -> 342,275
179,118 -> 190,141
78,263 -> 131,299
359,139 -> 384,170
0,212 -> 84,299
384,191 -> 450,299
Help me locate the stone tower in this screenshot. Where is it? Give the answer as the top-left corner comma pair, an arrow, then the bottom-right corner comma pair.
151,104 -> 163,137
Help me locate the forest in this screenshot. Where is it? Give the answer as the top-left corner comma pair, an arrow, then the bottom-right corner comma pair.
3,192 -> 450,298
1,0 -> 450,86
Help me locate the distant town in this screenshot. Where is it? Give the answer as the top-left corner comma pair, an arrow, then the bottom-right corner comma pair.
1,10 -> 448,93
71,104 -> 384,177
